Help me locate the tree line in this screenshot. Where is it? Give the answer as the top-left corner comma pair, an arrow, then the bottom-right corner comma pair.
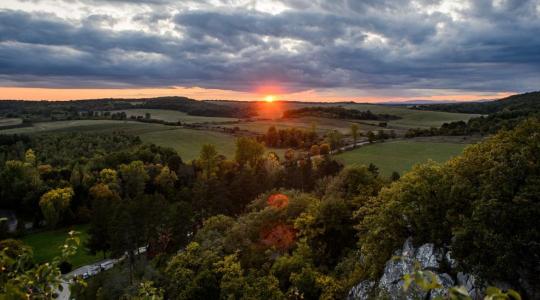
282,106 -> 400,121
0,97 -> 255,122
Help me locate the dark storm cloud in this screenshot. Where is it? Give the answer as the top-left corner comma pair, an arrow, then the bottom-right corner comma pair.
0,0 -> 539,94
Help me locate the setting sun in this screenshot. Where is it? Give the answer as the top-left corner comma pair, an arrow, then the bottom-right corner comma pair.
264,95 -> 275,102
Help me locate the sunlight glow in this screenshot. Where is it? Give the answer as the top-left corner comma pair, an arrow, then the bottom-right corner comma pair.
264,95 -> 275,102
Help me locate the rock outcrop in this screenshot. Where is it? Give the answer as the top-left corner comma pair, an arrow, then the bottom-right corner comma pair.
347,238 -> 481,300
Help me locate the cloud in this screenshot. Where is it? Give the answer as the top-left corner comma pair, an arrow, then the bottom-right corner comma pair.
0,0 -> 539,97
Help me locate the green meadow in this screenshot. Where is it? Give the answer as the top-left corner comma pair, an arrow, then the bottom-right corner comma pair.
335,139 -> 470,176
21,224 -> 101,268
0,120 -> 237,161
340,103 -> 479,128
113,109 -> 238,124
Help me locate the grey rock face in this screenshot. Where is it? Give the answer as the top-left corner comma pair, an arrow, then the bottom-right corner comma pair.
414,243 -> 441,270
429,273 -> 455,299
457,272 -> 482,299
347,280 -> 375,300
445,250 -> 457,269
348,238 -> 492,300
377,238 -> 428,300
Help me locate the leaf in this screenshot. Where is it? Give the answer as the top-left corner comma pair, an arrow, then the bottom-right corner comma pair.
506,289 -> 522,300
485,286 -> 501,295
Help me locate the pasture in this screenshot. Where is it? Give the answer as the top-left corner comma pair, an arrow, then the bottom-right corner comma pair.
0,118 -> 23,127
21,224 -> 101,268
337,103 -> 479,129
113,109 -> 238,124
241,101 -> 478,129
0,120 -> 237,161
335,139 -> 469,176
217,101 -> 478,135
222,117 -> 380,134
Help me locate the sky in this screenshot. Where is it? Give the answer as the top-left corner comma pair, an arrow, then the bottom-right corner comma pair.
0,0 -> 538,102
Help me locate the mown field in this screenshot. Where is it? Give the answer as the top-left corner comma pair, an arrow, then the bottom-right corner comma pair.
222,116 -> 384,134
335,139 -> 470,176
21,224 -> 101,268
113,109 -> 238,124
217,102 -> 478,134
0,117 -> 23,127
0,120 -> 237,161
210,100 -> 479,129
338,103 -> 479,128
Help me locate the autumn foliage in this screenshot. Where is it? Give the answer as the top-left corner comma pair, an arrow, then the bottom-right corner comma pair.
260,223 -> 296,250
267,193 -> 289,209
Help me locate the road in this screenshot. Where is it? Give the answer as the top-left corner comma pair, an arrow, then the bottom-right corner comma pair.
55,246 -> 147,299
331,140 -> 372,154
56,258 -> 119,300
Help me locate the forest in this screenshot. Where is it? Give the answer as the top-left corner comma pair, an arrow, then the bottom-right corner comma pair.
1,109 -> 539,299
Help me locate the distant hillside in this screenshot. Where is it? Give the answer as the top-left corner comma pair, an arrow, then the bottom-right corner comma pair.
406,91 -> 540,136
415,91 -> 540,114
0,97 -> 256,120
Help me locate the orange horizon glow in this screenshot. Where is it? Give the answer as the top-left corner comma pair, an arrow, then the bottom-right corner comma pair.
0,86 -> 514,103
264,95 -> 276,102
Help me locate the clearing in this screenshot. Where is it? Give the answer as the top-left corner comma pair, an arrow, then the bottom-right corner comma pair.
335,139 -> 470,176
21,224 -> 101,268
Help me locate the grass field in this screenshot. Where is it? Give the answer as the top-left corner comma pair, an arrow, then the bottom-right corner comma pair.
0,120 -> 237,161
222,116 -> 385,134
335,139 -> 469,176
217,102 -> 478,135
0,118 -> 23,127
21,224 -> 101,268
339,103 -> 479,129
140,127 -> 237,160
243,101 -> 478,130
113,109 -> 238,124
0,120 -> 291,161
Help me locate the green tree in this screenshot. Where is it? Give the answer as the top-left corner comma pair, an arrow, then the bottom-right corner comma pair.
350,123 -> 359,148
235,137 -> 265,168
119,161 -> 149,199
87,183 -> 120,258
165,242 -> 221,300
326,130 -> 343,150
24,149 -> 36,167
198,144 -> 219,180
266,126 -> 279,147
367,131 -> 376,143
39,187 -> 74,228
295,197 -> 356,268
99,168 -> 120,192
155,166 -> 178,197
0,159 -> 42,213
